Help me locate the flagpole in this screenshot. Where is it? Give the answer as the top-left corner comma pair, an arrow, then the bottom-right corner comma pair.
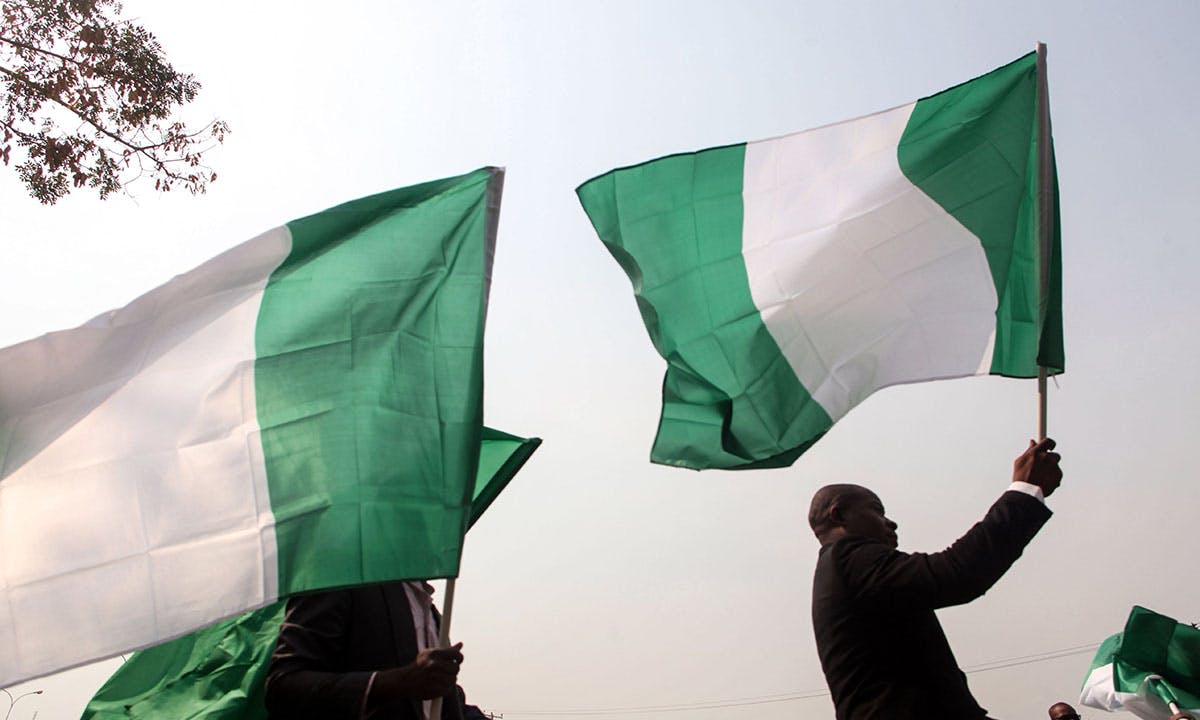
1036,41 -> 1053,442
437,576 -> 458,648
1149,677 -> 1184,716
428,577 -> 458,720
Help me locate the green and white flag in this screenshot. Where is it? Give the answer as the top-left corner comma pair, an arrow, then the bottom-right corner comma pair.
80,427 -> 541,720
577,52 -> 1063,470
1081,606 -> 1200,720
0,167 -> 503,686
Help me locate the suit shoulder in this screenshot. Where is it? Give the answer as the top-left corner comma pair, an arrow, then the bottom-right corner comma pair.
830,535 -> 891,551
824,535 -> 894,565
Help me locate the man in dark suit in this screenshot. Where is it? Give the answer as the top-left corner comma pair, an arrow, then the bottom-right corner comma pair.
810,438 -> 1063,720
265,580 -> 487,720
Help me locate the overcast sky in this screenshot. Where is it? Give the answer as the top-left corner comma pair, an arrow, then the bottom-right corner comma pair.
3,1 -> 1199,718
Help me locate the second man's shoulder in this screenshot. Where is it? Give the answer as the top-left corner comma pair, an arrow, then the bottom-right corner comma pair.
821,534 -> 902,569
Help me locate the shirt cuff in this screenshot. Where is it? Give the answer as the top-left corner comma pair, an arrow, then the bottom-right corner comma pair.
1007,481 -> 1045,503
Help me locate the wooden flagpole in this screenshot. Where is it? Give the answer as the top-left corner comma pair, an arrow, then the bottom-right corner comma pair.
427,576 -> 457,720
1036,42 -> 1054,442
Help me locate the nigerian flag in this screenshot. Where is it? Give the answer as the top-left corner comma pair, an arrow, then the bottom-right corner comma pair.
577,52 -> 1063,470
1081,606 -> 1200,720
80,427 -> 540,720
0,167 -> 503,686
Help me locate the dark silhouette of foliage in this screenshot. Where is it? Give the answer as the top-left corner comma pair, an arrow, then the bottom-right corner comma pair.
1,0 -> 227,204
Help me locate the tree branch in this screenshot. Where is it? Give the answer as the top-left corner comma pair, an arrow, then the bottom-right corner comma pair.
0,0 -> 225,202
1,63 -> 166,156
0,34 -> 93,73
0,116 -> 41,144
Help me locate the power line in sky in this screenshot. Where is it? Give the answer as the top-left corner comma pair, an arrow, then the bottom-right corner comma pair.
961,642 -> 1102,674
498,642 -> 1102,716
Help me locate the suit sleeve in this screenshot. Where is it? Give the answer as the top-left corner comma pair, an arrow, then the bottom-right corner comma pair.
837,490 -> 1052,611
264,590 -> 374,719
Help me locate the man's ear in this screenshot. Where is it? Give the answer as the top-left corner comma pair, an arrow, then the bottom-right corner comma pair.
827,500 -> 846,528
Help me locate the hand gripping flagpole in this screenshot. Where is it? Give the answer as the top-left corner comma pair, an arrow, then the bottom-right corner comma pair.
1036,42 -> 1054,442
428,577 -> 457,720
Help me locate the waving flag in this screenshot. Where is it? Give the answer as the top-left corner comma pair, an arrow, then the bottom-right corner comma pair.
80,428 -> 540,720
0,168 -> 503,685
1081,606 -> 1200,720
577,53 -> 1063,470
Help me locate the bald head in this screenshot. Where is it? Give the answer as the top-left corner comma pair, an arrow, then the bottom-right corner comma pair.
809,483 -> 897,547
1048,702 -> 1080,720
809,484 -> 867,536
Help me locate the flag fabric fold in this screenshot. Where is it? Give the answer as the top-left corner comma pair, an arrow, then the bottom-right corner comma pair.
80,429 -> 540,720
470,427 -> 542,530
576,52 -> 1063,470
0,167 -> 504,686
1080,606 -> 1200,720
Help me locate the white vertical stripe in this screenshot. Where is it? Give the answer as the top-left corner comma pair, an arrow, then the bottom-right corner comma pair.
741,103 -> 998,422
0,227 -> 290,685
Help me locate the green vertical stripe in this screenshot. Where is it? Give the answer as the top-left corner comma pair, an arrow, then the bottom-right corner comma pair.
577,147 -> 831,470
897,52 -> 1064,376
255,168 -> 498,595
1036,142 -> 1065,372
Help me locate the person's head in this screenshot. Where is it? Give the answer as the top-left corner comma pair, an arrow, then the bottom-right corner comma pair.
1048,702 -> 1081,720
808,484 -> 898,547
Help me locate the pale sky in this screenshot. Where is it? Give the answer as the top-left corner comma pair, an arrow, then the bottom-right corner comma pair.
3,1 -> 1199,719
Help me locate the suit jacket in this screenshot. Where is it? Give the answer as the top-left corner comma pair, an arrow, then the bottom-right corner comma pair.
265,582 -> 473,720
811,490 -> 1052,720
